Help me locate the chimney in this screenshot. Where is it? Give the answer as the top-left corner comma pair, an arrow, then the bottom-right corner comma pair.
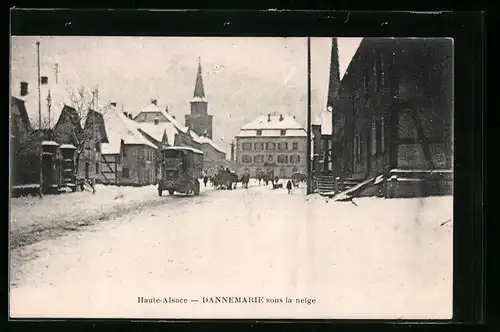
172,115 -> 176,119
267,114 -> 271,122
41,76 -> 49,85
128,114 -> 133,119
20,82 -> 28,97
151,99 -> 157,106
279,114 -> 284,121
123,112 -> 128,118
110,102 -> 117,107
154,116 -> 159,125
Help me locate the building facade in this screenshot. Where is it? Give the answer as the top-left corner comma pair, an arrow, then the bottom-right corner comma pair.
184,59 -> 213,139
235,114 -> 307,178
196,135 -> 227,176
330,38 -> 453,197
100,105 -> 158,186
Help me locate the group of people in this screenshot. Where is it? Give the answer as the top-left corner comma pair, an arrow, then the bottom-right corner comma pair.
201,168 -> 302,194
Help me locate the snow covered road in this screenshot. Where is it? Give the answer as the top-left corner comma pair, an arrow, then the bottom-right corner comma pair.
9,183 -> 453,319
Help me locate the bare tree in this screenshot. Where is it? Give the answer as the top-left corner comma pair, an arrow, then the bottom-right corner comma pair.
67,85 -> 111,194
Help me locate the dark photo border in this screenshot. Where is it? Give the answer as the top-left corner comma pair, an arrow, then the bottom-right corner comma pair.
8,8 -> 486,332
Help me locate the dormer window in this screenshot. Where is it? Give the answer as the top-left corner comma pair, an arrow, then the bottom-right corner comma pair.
256,129 -> 262,136
280,129 -> 286,136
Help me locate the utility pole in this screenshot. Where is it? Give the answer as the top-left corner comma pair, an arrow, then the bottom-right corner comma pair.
306,37 -> 312,195
47,90 -> 52,140
92,88 -> 97,194
54,63 -> 59,84
37,41 -> 43,198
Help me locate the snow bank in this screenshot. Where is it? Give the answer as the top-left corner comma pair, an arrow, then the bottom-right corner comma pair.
10,184 -> 212,244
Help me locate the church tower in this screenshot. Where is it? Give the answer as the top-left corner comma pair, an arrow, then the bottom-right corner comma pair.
185,57 -> 213,139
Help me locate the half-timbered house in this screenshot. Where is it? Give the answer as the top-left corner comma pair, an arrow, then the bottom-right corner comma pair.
100,104 -> 158,185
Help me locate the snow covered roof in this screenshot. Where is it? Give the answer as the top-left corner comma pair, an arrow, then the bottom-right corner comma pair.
185,128 -> 204,144
134,121 -> 178,146
137,102 -> 184,132
191,96 -> 207,103
319,109 -> 332,136
60,143 -> 77,149
41,140 -> 59,146
11,96 -> 32,131
195,135 -> 226,154
235,128 -> 307,138
164,146 -> 204,155
241,114 -> 304,130
101,105 -> 157,154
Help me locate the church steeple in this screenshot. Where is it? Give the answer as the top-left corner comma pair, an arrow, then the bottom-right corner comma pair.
186,57 -> 213,139
193,57 -> 206,99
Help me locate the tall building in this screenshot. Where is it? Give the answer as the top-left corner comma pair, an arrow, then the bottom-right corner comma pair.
234,114 -> 307,178
330,38 -> 453,197
185,58 -> 213,139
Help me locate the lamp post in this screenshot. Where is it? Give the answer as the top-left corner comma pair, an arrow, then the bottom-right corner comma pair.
47,90 -> 52,140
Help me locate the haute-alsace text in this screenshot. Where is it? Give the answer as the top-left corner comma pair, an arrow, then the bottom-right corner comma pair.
137,296 -> 188,304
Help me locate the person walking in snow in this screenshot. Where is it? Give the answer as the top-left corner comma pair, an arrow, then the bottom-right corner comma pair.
286,180 -> 292,194
203,175 -> 208,187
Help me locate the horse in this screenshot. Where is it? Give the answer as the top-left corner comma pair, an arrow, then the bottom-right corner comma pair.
214,170 -> 233,190
240,174 -> 250,189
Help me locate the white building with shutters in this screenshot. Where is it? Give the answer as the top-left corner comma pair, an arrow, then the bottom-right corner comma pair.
234,113 -> 307,179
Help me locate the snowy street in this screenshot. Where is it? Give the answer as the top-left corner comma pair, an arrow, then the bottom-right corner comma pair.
10,181 -> 453,319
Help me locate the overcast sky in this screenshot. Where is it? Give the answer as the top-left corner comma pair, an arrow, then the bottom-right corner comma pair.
11,36 -> 362,149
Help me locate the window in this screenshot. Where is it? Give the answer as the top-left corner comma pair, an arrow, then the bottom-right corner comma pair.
123,168 -> 130,178
364,70 -> 370,96
290,155 -> 301,164
266,142 -> 276,150
292,141 -> 298,150
280,129 -> 286,136
256,168 -> 262,176
256,129 -> 262,136
379,53 -> 385,87
242,155 -> 252,163
254,155 -> 264,163
242,142 -> 252,151
96,162 -> 99,173
380,117 -> 385,152
371,122 -> 377,156
279,168 -> 286,176
376,118 -> 385,154
267,154 -> 274,162
277,142 -> 288,150
292,167 -> 298,173
254,142 -> 264,150
123,147 -> 128,158
354,134 -> 361,162
277,155 -> 288,164
95,142 -> 101,153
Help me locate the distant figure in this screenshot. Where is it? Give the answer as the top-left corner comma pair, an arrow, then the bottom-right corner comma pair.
203,175 -> 208,187
286,180 -> 292,194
